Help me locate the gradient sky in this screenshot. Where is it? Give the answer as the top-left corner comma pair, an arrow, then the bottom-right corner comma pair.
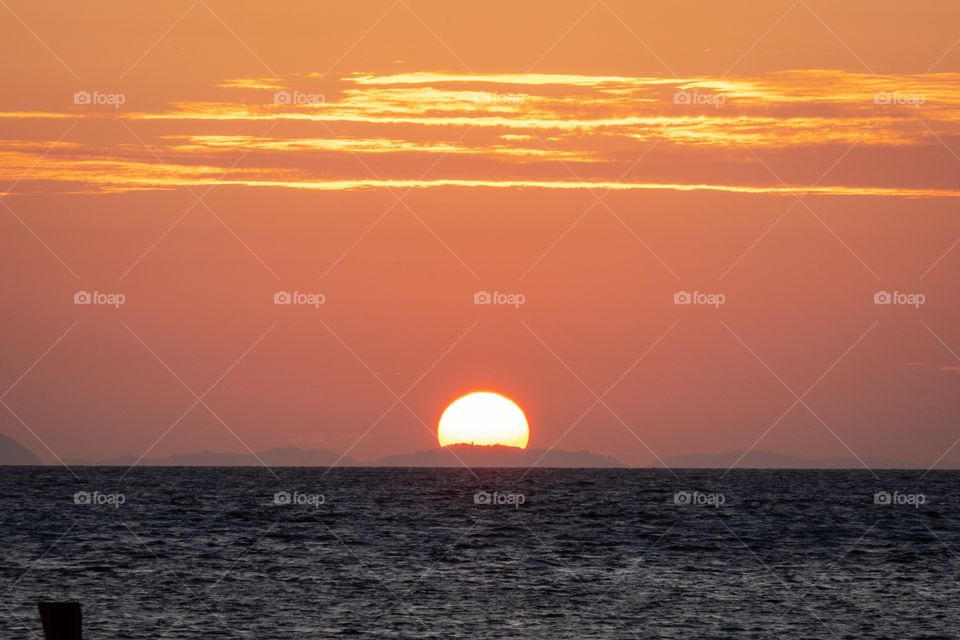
2,0 -> 960,469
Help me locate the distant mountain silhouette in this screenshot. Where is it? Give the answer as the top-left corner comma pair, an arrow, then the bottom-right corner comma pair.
54,445 -> 925,469
375,444 -> 623,468
64,444 -> 620,468
653,450 -> 912,469
68,447 -> 357,467
0,433 -> 42,465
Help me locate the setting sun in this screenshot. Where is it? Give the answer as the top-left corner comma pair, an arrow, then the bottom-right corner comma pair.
437,392 -> 529,449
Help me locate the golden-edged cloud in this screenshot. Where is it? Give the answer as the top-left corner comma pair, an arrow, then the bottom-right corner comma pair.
2,70 -> 959,195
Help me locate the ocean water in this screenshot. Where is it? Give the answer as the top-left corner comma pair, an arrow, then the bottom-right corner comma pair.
0,467 -> 957,638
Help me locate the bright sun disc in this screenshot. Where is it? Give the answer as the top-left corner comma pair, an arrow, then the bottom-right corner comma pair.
438,392 -> 529,449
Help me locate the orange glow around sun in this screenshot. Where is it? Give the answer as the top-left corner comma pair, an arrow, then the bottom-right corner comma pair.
437,392 -> 529,449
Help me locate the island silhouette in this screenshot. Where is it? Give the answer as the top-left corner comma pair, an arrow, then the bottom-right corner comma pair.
0,433 -> 41,465
0,432 -> 930,468
375,444 -> 622,467
58,443 -> 623,468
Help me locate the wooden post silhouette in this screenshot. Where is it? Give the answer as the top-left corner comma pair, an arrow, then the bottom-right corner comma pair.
37,602 -> 81,640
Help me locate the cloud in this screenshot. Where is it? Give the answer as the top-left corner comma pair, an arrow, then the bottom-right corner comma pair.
1,70 -> 959,194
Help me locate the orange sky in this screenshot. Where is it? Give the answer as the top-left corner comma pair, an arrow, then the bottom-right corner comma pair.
2,0 -> 960,468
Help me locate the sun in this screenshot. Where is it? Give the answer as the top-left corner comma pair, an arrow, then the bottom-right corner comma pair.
438,392 -> 529,449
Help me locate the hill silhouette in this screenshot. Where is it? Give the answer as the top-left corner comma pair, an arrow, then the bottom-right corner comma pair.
376,444 -> 623,468
64,445 -> 621,468
9,442 -> 937,469
67,447 -> 357,467
0,433 -> 42,465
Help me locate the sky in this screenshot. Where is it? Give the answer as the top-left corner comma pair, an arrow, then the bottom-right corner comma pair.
1,0 -> 959,469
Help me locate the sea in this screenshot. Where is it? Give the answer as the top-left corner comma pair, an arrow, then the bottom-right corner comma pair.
0,467 -> 957,638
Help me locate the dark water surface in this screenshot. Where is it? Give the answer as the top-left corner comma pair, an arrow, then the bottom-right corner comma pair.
1,467 -> 957,638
